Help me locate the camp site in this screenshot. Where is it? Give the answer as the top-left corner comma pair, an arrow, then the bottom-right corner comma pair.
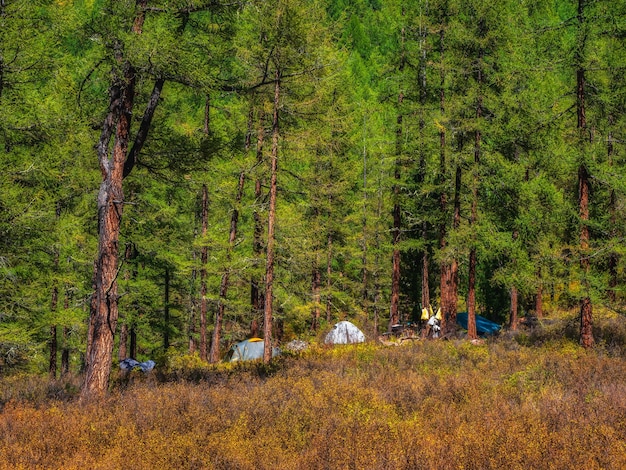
3,0 -> 626,468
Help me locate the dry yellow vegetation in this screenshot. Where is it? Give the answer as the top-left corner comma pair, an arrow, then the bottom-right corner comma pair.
1,315 -> 626,469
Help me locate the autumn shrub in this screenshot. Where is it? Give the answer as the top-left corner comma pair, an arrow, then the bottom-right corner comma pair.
2,336 -> 626,469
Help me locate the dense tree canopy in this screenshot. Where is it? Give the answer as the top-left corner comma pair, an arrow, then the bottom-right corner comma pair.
1,0 -> 626,387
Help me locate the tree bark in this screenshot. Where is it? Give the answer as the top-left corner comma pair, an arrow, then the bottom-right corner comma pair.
390,95 -> 402,329
326,231 -> 333,323
81,1 -> 163,399
163,267 -> 170,351
577,0 -> 594,348
61,326 -> 70,377
252,109 -> 265,330
199,183 -> 208,361
49,325 -> 57,379
311,257 -> 321,332
608,117 -> 618,303
263,71 -> 280,363
510,286 -> 518,331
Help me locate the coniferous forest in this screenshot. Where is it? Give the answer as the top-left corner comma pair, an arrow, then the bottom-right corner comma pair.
4,1 -> 626,468
2,0 -> 626,394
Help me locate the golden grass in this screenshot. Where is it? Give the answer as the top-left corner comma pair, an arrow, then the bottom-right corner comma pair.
2,332 -> 626,469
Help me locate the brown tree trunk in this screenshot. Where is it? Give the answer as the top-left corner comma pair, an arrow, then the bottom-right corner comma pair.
129,326 -> 137,360
608,117 -> 618,303
577,0 -> 593,348
263,71 -> 280,363
61,327 -> 70,377
252,109 -> 265,330
326,231 -> 333,323
510,286 -> 519,331
118,324 -> 128,361
163,267 -> 170,351
311,259 -> 321,332
536,282 -> 543,319
390,13 -> 405,331
82,1 -> 164,399
390,100 -> 402,329
49,325 -> 57,379
210,171 -> 245,363
199,184 -> 208,361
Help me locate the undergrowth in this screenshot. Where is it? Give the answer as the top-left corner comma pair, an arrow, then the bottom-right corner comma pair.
1,314 -> 626,469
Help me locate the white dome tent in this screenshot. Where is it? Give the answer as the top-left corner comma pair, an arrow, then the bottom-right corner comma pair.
324,321 -> 366,345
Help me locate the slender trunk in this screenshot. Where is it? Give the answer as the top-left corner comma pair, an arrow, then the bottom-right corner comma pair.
311,260 -> 321,331
326,231 -> 333,323
510,231 -> 519,330
438,26 -> 456,337
199,184 -> 208,361
608,117 -> 617,303
263,71 -> 280,363
210,171 -> 245,363
467,43 -> 483,341
204,95 -> 210,135
361,116 -> 369,318
164,267 -> 170,351
118,324 -> 128,360
390,13 -> 405,330
61,288 -> 70,376
374,168 -> 384,333
130,326 -> 137,360
252,109 -> 265,329
535,281 -> 543,319
421,228 -> 430,309
577,0 -> 593,348
188,261 -> 197,354
510,286 -> 519,331
49,325 -> 57,379
390,100 -> 402,329
61,327 -> 70,377
448,165 -> 461,327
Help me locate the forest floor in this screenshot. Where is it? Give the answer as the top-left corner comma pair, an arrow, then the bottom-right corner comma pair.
1,309 -> 626,469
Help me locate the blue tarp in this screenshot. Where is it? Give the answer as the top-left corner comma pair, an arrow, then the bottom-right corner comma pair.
119,358 -> 156,372
456,312 -> 501,336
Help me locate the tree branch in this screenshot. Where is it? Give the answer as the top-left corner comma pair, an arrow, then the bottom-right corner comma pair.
123,78 -> 165,178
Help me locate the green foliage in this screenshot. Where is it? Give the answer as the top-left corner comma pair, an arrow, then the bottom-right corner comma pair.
2,0 -> 626,375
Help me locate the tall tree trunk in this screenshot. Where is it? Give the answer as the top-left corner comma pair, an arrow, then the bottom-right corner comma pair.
608,116 -> 618,303
467,43 -> 484,341
311,260 -> 321,332
60,291 -> 70,376
210,171 -> 245,363
361,116 -> 369,320
536,268 -> 544,319
577,0 -> 593,349
49,324 -> 57,379
390,12 -> 405,330
252,109 -> 265,331
199,184 -> 208,361
326,231 -> 333,323
263,71 -> 280,363
188,262 -> 197,354
61,327 -> 70,377
163,267 -> 170,351
130,326 -> 137,360
510,286 -> 519,331
82,1 -> 164,398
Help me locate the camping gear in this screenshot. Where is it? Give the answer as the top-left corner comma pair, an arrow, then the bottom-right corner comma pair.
324,321 -> 366,345
456,312 -> 501,336
119,358 -> 156,372
227,338 -> 280,362
421,308 -> 429,320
